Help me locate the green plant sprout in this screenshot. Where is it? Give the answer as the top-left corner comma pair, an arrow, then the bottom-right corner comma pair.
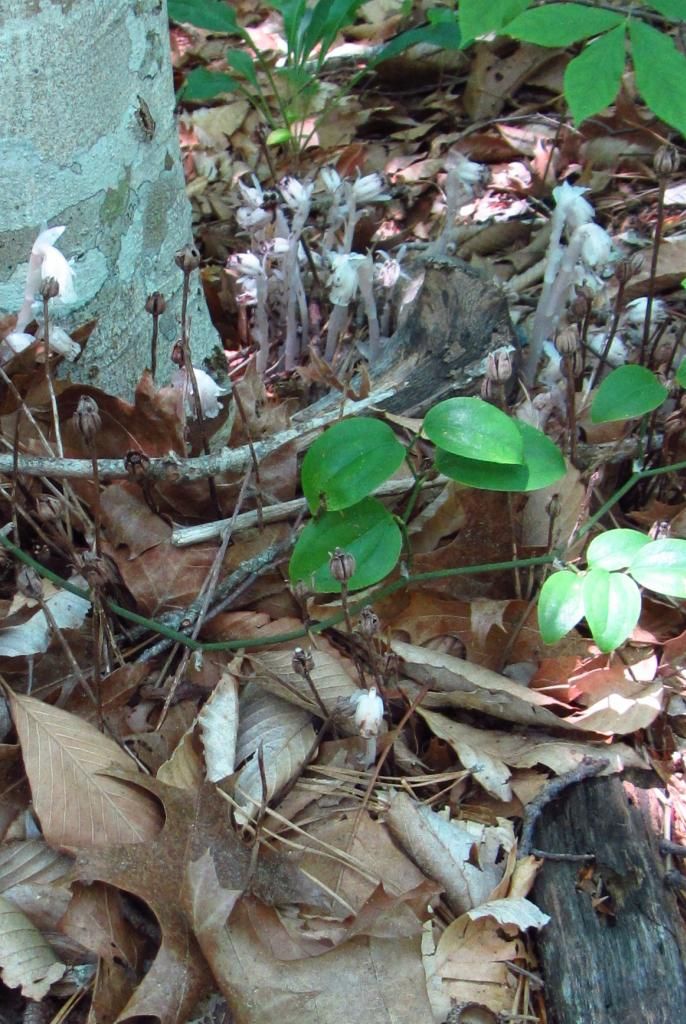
168,1 -> 461,152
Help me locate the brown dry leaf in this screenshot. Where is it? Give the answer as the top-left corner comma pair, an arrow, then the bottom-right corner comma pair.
423,914 -> 525,1020
385,791 -> 514,916
247,647 -> 359,723
100,484 -> 169,558
464,41 -> 558,121
234,684 -> 316,821
60,881 -> 141,971
74,774 -> 325,1024
392,639 -> 571,729
198,670 -> 239,783
521,465 -> 586,552
564,681 -> 665,735
157,726 -> 204,791
185,851 -> 435,1024
0,893 -> 66,1000
108,531 -> 219,618
417,708 -> 645,800
0,839 -> 72,890
8,692 -> 163,849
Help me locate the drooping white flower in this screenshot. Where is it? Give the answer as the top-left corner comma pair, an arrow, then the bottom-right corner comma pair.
35,324 -> 80,360
445,151 -> 487,192
576,223 -> 613,268
552,182 -> 594,232
16,226 -> 77,331
3,332 -> 35,355
327,252 -> 367,305
624,296 -> 667,327
352,172 -> 390,204
236,206 -> 271,230
354,686 -> 384,738
280,176 -> 313,213
172,367 -> 229,419
320,166 -> 342,194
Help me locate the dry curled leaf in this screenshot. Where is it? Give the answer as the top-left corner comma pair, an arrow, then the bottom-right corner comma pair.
0,893 -> 66,1000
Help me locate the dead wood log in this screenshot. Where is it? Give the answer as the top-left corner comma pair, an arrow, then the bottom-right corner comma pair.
532,773 -> 686,1024
375,254 -> 518,415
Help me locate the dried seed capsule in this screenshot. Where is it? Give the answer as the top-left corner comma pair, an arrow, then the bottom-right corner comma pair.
614,254 -> 642,286
329,548 -> 356,583
16,565 -> 42,600
73,395 -> 102,445
292,647 -> 315,676
124,450 -> 151,481
39,276 -> 60,300
654,144 -> 680,179
175,244 -> 201,272
171,341 -> 185,366
485,348 -> 513,383
359,606 -> 380,637
555,325 -> 579,356
145,291 -> 166,316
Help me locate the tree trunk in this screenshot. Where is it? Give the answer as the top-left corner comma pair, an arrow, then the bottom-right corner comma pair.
0,0 -> 220,399
533,773 -> 686,1024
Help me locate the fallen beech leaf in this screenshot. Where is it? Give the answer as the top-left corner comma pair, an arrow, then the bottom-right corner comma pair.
247,647 -> 359,725
0,893 -> 66,1000
467,897 -> 549,930
234,684 -> 316,821
185,852 -> 435,1024
198,670 -> 239,782
424,913 -> 524,1019
0,577 -> 90,657
8,692 -> 163,848
385,791 -> 514,916
417,708 -> 645,800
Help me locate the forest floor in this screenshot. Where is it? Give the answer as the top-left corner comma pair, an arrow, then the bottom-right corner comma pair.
0,2 -> 685,1023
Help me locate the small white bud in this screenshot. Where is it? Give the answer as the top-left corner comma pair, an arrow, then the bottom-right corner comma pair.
553,182 -> 594,232
351,172 -> 390,204
172,367 -> 229,419
327,252 -> 366,305
577,223 -> 613,268
320,166 -> 342,194
354,686 -> 384,738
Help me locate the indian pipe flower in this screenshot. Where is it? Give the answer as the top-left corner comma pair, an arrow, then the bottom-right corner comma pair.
354,687 -> 384,738
16,226 -> 76,332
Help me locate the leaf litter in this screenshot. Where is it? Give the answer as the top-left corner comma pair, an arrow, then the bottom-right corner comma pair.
1,3 -> 686,1023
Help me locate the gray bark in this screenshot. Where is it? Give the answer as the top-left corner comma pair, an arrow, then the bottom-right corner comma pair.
0,0 -> 220,398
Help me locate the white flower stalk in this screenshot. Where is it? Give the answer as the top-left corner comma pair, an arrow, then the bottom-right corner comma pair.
354,686 -> 384,738
623,297 -> 667,333
16,226 -> 76,332
320,165 -> 342,194
526,187 -> 609,385
352,172 -> 390,204
36,324 -> 80,360
324,252 -> 367,361
356,253 -> 381,364
172,367 -> 228,419
228,252 -> 270,373
437,152 -> 488,252
280,176 -> 313,216
278,179 -> 312,370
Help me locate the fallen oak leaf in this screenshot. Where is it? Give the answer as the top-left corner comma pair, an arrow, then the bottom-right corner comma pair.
72,773 -> 327,1024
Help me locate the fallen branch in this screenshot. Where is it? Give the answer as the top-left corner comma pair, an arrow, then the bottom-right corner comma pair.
0,387 -> 397,480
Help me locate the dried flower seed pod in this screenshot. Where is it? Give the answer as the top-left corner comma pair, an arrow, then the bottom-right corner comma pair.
171,341 -> 185,366
292,647 -> 315,677
124,450 -> 151,481
329,548 -> 356,583
614,254 -> 642,286
654,144 -> 680,179
16,565 -> 42,600
485,348 -> 513,383
359,606 -> 380,637
555,326 -> 579,356
39,276 -> 60,300
36,495 -> 63,522
145,291 -> 166,316
73,395 -> 102,445
175,244 -> 201,273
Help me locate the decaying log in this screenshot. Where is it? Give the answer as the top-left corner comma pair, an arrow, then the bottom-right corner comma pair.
375,253 -> 518,415
532,773 -> 686,1024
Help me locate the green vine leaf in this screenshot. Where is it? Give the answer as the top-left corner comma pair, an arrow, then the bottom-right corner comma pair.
538,570 -> 585,645
629,19 -> 686,138
504,3 -> 624,47
591,364 -> 668,423
586,529 -> 651,572
434,422 -> 565,492
423,397 -> 524,465
628,538 -> 686,598
563,24 -> 626,124
582,568 -> 641,652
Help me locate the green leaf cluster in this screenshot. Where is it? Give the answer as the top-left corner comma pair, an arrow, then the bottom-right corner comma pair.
289,399 -> 566,593
539,529 -> 686,652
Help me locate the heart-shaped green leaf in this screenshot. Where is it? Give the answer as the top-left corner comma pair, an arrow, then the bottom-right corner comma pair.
582,568 -> 641,652
434,422 -> 565,492
591,365 -> 668,423
628,538 -> 686,598
538,570 -> 585,645
586,529 -> 651,571
423,397 -> 524,465
301,417 -> 406,513
289,498 -> 402,593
